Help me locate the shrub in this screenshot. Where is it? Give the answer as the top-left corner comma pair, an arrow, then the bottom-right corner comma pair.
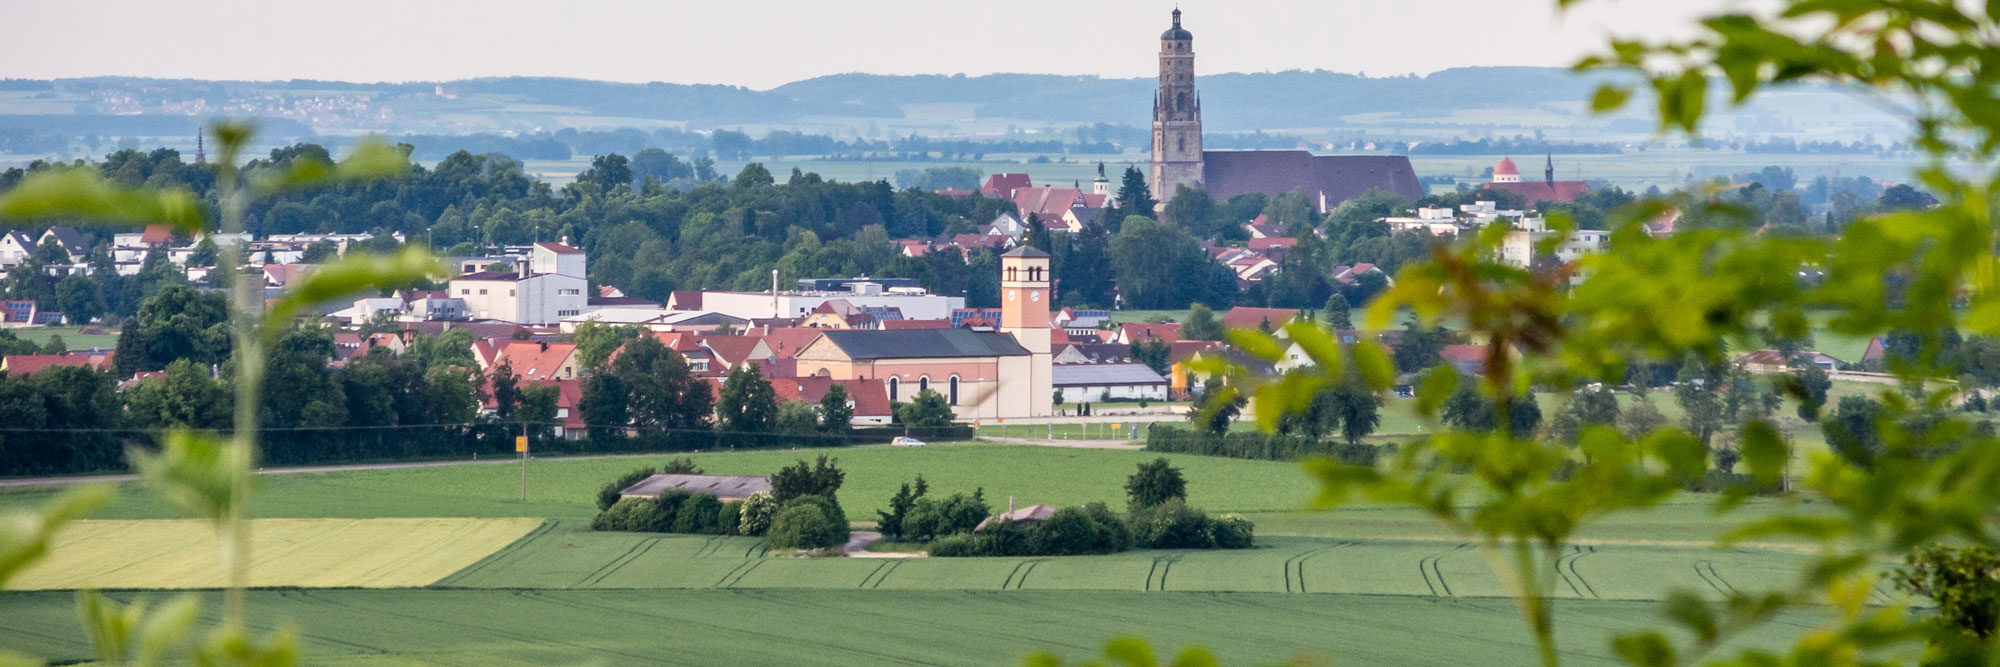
926,534 -> 983,557
661,456 -> 703,474
975,518 -> 1032,557
1130,499 -> 1215,549
903,491 -> 989,542
1208,513 -> 1255,549
1081,502 -> 1134,552
1144,425 -> 1380,464
1027,506 -> 1127,555
767,494 -> 850,550
771,454 -> 846,503
718,500 -> 744,536
738,491 -> 778,536
653,488 -> 694,531
596,466 -> 657,511
674,493 -> 725,534
591,497 -> 666,532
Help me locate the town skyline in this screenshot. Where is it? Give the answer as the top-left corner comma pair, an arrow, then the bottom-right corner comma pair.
6,0 -> 1734,90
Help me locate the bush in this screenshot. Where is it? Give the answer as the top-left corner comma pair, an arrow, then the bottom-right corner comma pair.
1209,513 -> 1255,549
1130,499 -> 1214,549
674,493 -> 725,534
596,466 -> 657,511
661,456 -> 703,474
926,534 -> 983,557
718,500 -> 744,536
767,494 -> 850,550
903,491 -> 989,542
1081,502 -> 1135,552
653,488 -> 694,530
1126,457 -> 1187,511
771,454 -> 846,503
591,497 -> 667,532
1144,425 -> 1379,464
976,518 -> 1032,557
738,491 -> 778,536
1027,506 -> 1127,555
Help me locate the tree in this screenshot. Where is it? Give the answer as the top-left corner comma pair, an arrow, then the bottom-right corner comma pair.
767,495 -> 849,550
1549,385 -> 1622,444
1125,457 -> 1188,512
774,400 -> 819,436
1193,376 -> 1243,434
1674,365 -> 1727,448
299,240 -> 339,263
1823,395 -> 1885,469
1327,369 -> 1382,445
53,274 -> 105,325
1114,166 -> 1156,219
818,382 -> 854,434
1619,395 -> 1667,441
715,363 -> 778,435
186,236 -> 219,268
114,283 -> 231,376
609,335 -> 713,431
876,475 -> 929,541
1128,336 -> 1171,375
122,359 -> 230,430
1392,321 -> 1449,373
895,389 -> 955,428
572,320 -> 642,371
1790,363 -> 1833,420
1895,545 -> 2000,643
518,383 -> 560,443
487,360 -> 521,421
1323,293 -> 1353,329
1181,303 -> 1222,341
579,371 -> 630,442
770,454 -> 846,503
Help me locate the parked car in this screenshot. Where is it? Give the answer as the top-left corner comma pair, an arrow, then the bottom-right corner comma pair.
891,436 -> 926,447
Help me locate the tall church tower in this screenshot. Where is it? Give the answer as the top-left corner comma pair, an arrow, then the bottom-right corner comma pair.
1148,8 -> 1203,207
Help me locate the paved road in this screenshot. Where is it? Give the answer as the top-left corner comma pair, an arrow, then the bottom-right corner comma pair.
975,436 -> 1142,450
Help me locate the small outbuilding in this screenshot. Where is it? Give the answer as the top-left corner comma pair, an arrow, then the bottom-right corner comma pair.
618,474 -> 773,502
1052,362 -> 1169,402
974,504 -> 1058,532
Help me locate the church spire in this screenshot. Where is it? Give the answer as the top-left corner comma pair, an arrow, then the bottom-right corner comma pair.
195,133 -> 206,165
1545,152 -> 1555,187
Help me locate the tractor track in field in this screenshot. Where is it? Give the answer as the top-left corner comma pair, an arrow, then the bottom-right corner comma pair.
1000,560 -> 1044,590
521,590 -> 933,666
743,541 -> 770,559
574,537 -> 659,588
716,560 -> 764,588
1144,556 -> 1180,592
430,519 -> 556,586
1419,543 -> 1470,597
1556,545 -> 1600,599
858,560 -> 906,589
1694,560 -> 1735,597
1282,540 -> 1355,593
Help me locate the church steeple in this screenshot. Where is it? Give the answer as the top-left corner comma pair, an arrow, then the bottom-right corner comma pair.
1148,8 -> 1204,208
1545,153 -> 1555,187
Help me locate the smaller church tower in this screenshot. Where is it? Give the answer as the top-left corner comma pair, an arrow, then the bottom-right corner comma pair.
1093,161 -> 1112,198
999,245 -> 1053,417
1545,153 -> 1556,187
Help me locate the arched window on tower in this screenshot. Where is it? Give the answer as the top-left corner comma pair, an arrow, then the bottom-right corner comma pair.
948,376 -> 960,405
1178,136 -> 1186,153
919,376 -> 930,395
1006,266 -> 1019,282
1176,91 -> 1187,114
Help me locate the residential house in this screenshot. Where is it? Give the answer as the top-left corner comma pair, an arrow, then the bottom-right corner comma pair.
449,242 -> 589,325
1116,322 -> 1181,345
0,231 -> 33,268
1052,362 -> 1170,402
1,352 -> 114,376
768,376 -> 895,426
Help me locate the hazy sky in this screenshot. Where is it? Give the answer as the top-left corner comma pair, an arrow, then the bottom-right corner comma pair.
4,1 -> 1737,90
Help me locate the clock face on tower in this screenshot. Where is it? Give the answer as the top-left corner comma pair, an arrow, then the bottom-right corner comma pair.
1007,291 -> 1017,301
1029,290 -> 1041,302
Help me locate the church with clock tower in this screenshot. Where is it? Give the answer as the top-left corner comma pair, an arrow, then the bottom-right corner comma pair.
791,245 -> 1054,421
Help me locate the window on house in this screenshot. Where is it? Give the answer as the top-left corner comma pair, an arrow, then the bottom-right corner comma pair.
888,377 -> 899,401
557,309 -> 579,317
509,289 -> 516,296
460,289 -> 469,295
478,289 -> 488,295
949,376 -> 960,404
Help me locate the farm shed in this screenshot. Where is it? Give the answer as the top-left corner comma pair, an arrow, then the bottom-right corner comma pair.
619,474 -> 773,502
1052,363 -> 1169,402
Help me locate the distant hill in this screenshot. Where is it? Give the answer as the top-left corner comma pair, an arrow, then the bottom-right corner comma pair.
2,68 -> 1619,134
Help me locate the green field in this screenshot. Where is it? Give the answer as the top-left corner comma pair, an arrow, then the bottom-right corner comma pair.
7,325 -> 116,351
0,443 -> 1879,665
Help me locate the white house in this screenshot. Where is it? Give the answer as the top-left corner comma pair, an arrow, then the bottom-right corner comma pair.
447,242 -> 589,325
0,231 -> 33,268
1052,363 -> 1170,402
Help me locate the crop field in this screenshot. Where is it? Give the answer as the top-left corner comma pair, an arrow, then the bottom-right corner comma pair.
7,325 -> 117,351
9,518 -> 541,590
0,588 -> 1848,667
0,444 -> 1878,665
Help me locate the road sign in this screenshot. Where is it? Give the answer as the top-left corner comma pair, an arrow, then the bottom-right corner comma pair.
1112,423 -> 1123,429
514,436 -> 528,452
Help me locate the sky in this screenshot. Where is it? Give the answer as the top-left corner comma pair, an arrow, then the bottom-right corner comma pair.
1,0 -> 1741,90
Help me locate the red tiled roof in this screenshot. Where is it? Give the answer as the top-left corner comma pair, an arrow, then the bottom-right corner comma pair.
699,335 -> 769,367
1440,345 -> 1486,361
668,290 -> 704,310
492,340 -> 577,381
1484,180 -> 1591,205
747,327 -> 825,359
3,353 -> 113,376
535,242 -> 584,255
139,224 -> 171,244
1246,237 -> 1297,251
1012,187 -> 1094,220
1220,307 -> 1299,329
1120,322 -> 1181,344
769,377 -> 893,418
981,173 -> 1033,199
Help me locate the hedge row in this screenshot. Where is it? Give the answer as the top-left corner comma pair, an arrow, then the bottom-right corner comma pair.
927,501 -> 1253,557
1144,425 -> 1379,465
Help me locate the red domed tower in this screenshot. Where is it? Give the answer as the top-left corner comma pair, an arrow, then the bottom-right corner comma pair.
1492,156 -> 1522,183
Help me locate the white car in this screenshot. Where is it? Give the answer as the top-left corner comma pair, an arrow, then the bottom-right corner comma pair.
890,436 -> 927,447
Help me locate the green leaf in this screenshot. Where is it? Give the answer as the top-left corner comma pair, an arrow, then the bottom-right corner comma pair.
136,595 -> 201,665
1610,632 -> 1675,667
262,247 -> 447,340
1281,320 -> 1342,371
250,139 -> 409,196
1225,328 -> 1287,362
0,485 -> 112,590
1590,85 -> 1632,112
1102,636 -> 1158,667
0,168 -> 205,232
1738,420 -> 1788,486
1415,366 -> 1460,419
1351,341 -> 1396,391
1662,591 -> 1719,643
1169,647 -> 1218,667
1302,460 -> 1385,509
1643,429 -> 1707,478
130,430 -> 244,525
